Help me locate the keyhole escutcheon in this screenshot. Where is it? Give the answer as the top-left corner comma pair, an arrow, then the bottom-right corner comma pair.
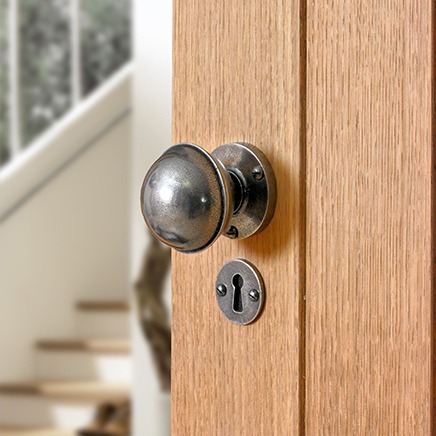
215,259 -> 265,325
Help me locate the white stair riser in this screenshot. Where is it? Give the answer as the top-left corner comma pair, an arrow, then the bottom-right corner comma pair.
0,396 -> 95,429
36,352 -> 132,383
75,312 -> 130,338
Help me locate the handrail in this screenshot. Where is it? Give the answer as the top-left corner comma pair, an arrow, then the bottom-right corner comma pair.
0,62 -> 132,223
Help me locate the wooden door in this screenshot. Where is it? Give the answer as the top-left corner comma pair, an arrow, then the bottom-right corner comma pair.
172,1 -> 434,434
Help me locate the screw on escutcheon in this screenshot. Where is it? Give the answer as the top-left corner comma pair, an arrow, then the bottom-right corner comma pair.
252,165 -> 264,180
248,289 -> 260,302
216,284 -> 227,296
226,226 -> 239,239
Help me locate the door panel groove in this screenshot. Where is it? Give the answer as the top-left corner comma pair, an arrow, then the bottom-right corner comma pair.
299,0 -> 308,435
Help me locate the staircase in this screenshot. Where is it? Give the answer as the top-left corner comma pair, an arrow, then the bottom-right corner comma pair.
0,300 -> 131,434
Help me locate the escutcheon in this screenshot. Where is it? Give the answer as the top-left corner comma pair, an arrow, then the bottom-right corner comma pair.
215,258 -> 265,325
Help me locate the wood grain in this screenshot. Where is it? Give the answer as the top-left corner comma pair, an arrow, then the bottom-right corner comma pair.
306,1 -> 433,434
172,0 -> 303,434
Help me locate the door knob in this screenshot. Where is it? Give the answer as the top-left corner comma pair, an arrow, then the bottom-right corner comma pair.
140,142 -> 276,253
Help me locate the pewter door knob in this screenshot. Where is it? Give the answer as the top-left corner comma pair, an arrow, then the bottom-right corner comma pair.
140,142 -> 276,253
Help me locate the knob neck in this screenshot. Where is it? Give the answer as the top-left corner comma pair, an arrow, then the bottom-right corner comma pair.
228,170 -> 244,214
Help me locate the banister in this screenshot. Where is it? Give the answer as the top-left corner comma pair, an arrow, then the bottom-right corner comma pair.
0,62 -> 132,223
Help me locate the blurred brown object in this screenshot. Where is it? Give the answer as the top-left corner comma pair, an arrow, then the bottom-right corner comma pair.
104,401 -> 131,435
77,402 -> 116,435
77,401 -> 130,435
134,235 -> 171,391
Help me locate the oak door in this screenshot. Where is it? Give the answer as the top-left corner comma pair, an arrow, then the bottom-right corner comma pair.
171,1 -> 434,434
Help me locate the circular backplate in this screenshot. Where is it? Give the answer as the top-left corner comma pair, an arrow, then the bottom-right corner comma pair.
215,258 -> 265,325
211,142 -> 277,239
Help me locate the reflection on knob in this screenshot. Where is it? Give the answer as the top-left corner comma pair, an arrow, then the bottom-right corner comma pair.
140,142 -> 276,253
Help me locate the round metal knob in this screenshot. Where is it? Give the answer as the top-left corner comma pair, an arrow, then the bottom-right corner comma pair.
140,142 -> 276,253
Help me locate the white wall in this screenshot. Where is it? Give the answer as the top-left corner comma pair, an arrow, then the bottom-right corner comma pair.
0,116 -> 131,381
131,0 -> 172,434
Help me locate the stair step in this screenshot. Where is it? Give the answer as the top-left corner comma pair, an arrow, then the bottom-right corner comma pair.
0,381 -> 129,402
0,428 -> 74,436
75,312 -> 130,340
0,382 -> 129,427
35,350 -> 132,383
0,396 -> 95,429
36,339 -> 130,354
76,300 -> 129,312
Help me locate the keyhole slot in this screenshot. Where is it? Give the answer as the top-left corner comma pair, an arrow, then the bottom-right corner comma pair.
232,274 -> 244,313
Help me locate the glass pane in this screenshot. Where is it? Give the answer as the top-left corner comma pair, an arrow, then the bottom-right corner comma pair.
0,0 -> 9,166
81,0 -> 131,96
20,0 -> 71,147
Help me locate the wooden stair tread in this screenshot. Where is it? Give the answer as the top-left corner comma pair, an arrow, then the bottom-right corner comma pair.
36,339 -> 130,354
0,381 -> 129,402
0,428 -> 74,436
76,300 -> 129,312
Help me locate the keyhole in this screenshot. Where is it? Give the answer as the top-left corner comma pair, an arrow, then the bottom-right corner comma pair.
232,274 -> 244,313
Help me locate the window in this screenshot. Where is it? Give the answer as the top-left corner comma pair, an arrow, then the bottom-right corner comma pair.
0,1 -> 9,165
0,0 -> 131,167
